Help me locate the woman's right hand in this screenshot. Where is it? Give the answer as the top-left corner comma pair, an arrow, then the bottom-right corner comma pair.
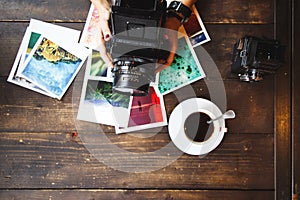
90,0 -> 114,67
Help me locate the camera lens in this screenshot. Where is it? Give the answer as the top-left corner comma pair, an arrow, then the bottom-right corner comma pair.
112,56 -> 155,96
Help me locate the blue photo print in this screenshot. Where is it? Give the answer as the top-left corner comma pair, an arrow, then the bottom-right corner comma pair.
21,37 -> 82,98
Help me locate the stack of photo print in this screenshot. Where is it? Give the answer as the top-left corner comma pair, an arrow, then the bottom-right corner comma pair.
76,4 -> 210,134
8,19 -> 90,100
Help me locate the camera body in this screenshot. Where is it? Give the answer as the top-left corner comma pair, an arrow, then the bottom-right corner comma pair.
110,0 -> 167,95
231,36 -> 285,82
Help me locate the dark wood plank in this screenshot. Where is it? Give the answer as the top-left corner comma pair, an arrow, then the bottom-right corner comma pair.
0,0 -> 90,21
0,0 -> 273,24
0,132 -> 273,189
293,0 -> 300,198
275,0 -> 293,199
0,23 -> 27,77
196,0 -> 274,24
0,77 -> 77,133
0,190 -> 274,200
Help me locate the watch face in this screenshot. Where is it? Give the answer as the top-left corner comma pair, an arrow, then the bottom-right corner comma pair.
171,1 -> 180,9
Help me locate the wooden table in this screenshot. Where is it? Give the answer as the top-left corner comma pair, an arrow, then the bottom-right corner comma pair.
0,0 -> 297,199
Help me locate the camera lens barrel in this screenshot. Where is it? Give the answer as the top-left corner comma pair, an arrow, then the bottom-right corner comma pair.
112,56 -> 155,96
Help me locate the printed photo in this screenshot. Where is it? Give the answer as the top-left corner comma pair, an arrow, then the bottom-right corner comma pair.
77,90 -> 118,126
190,32 -> 207,46
158,36 -> 206,95
24,32 -> 41,60
8,19 -> 83,99
183,10 -> 202,37
115,86 -> 167,134
17,19 -> 81,76
7,28 -> 57,98
28,19 -> 81,42
128,86 -> 164,126
84,80 -> 131,108
80,4 -> 101,49
80,3 -> 210,49
20,36 -> 88,99
77,54 -> 131,127
90,49 -> 112,78
17,31 -> 42,76
183,6 -> 211,47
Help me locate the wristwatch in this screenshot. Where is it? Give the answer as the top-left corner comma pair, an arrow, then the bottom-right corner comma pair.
166,1 -> 192,23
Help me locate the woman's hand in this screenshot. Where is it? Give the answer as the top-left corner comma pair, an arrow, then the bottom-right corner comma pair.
156,0 -> 196,73
156,16 -> 182,73
90,0 -> 196,71
90,0 -> 114,67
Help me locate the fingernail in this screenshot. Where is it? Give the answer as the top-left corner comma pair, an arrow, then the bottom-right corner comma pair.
105,34 -> 110,40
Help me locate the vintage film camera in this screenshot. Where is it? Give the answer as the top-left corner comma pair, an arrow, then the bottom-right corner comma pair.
110,0 -> 167,95
231,36 -> 285,82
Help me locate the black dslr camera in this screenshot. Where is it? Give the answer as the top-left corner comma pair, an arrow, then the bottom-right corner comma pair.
231,36 -> 285,82
110,0 -> 167,95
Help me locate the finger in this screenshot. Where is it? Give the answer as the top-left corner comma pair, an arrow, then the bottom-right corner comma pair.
165,36 -> 178,64
155,52 -> 175,73
99,20 -> 112,41
104,52 -> 113,68
165,51 -> 176,66
100,50 -> 113,68
90,0 -> 111,19
98,36 -> 113,68
155,62 -> 168,73
155,43 -> 177,72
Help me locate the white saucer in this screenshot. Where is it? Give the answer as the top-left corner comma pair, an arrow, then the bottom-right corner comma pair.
168,98 -> 227,155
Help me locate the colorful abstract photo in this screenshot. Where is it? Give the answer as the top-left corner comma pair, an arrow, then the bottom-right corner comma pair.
158,37 -> 205,95
84,80 -> 131,109
128,86 -> 164,127
21,37 -> 82,98
90,50 -> 108,77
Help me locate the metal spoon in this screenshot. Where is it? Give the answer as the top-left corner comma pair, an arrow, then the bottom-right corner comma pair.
207,110 -> 236,124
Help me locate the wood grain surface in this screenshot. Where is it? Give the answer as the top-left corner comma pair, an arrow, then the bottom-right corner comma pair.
0,0 -> 291,199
